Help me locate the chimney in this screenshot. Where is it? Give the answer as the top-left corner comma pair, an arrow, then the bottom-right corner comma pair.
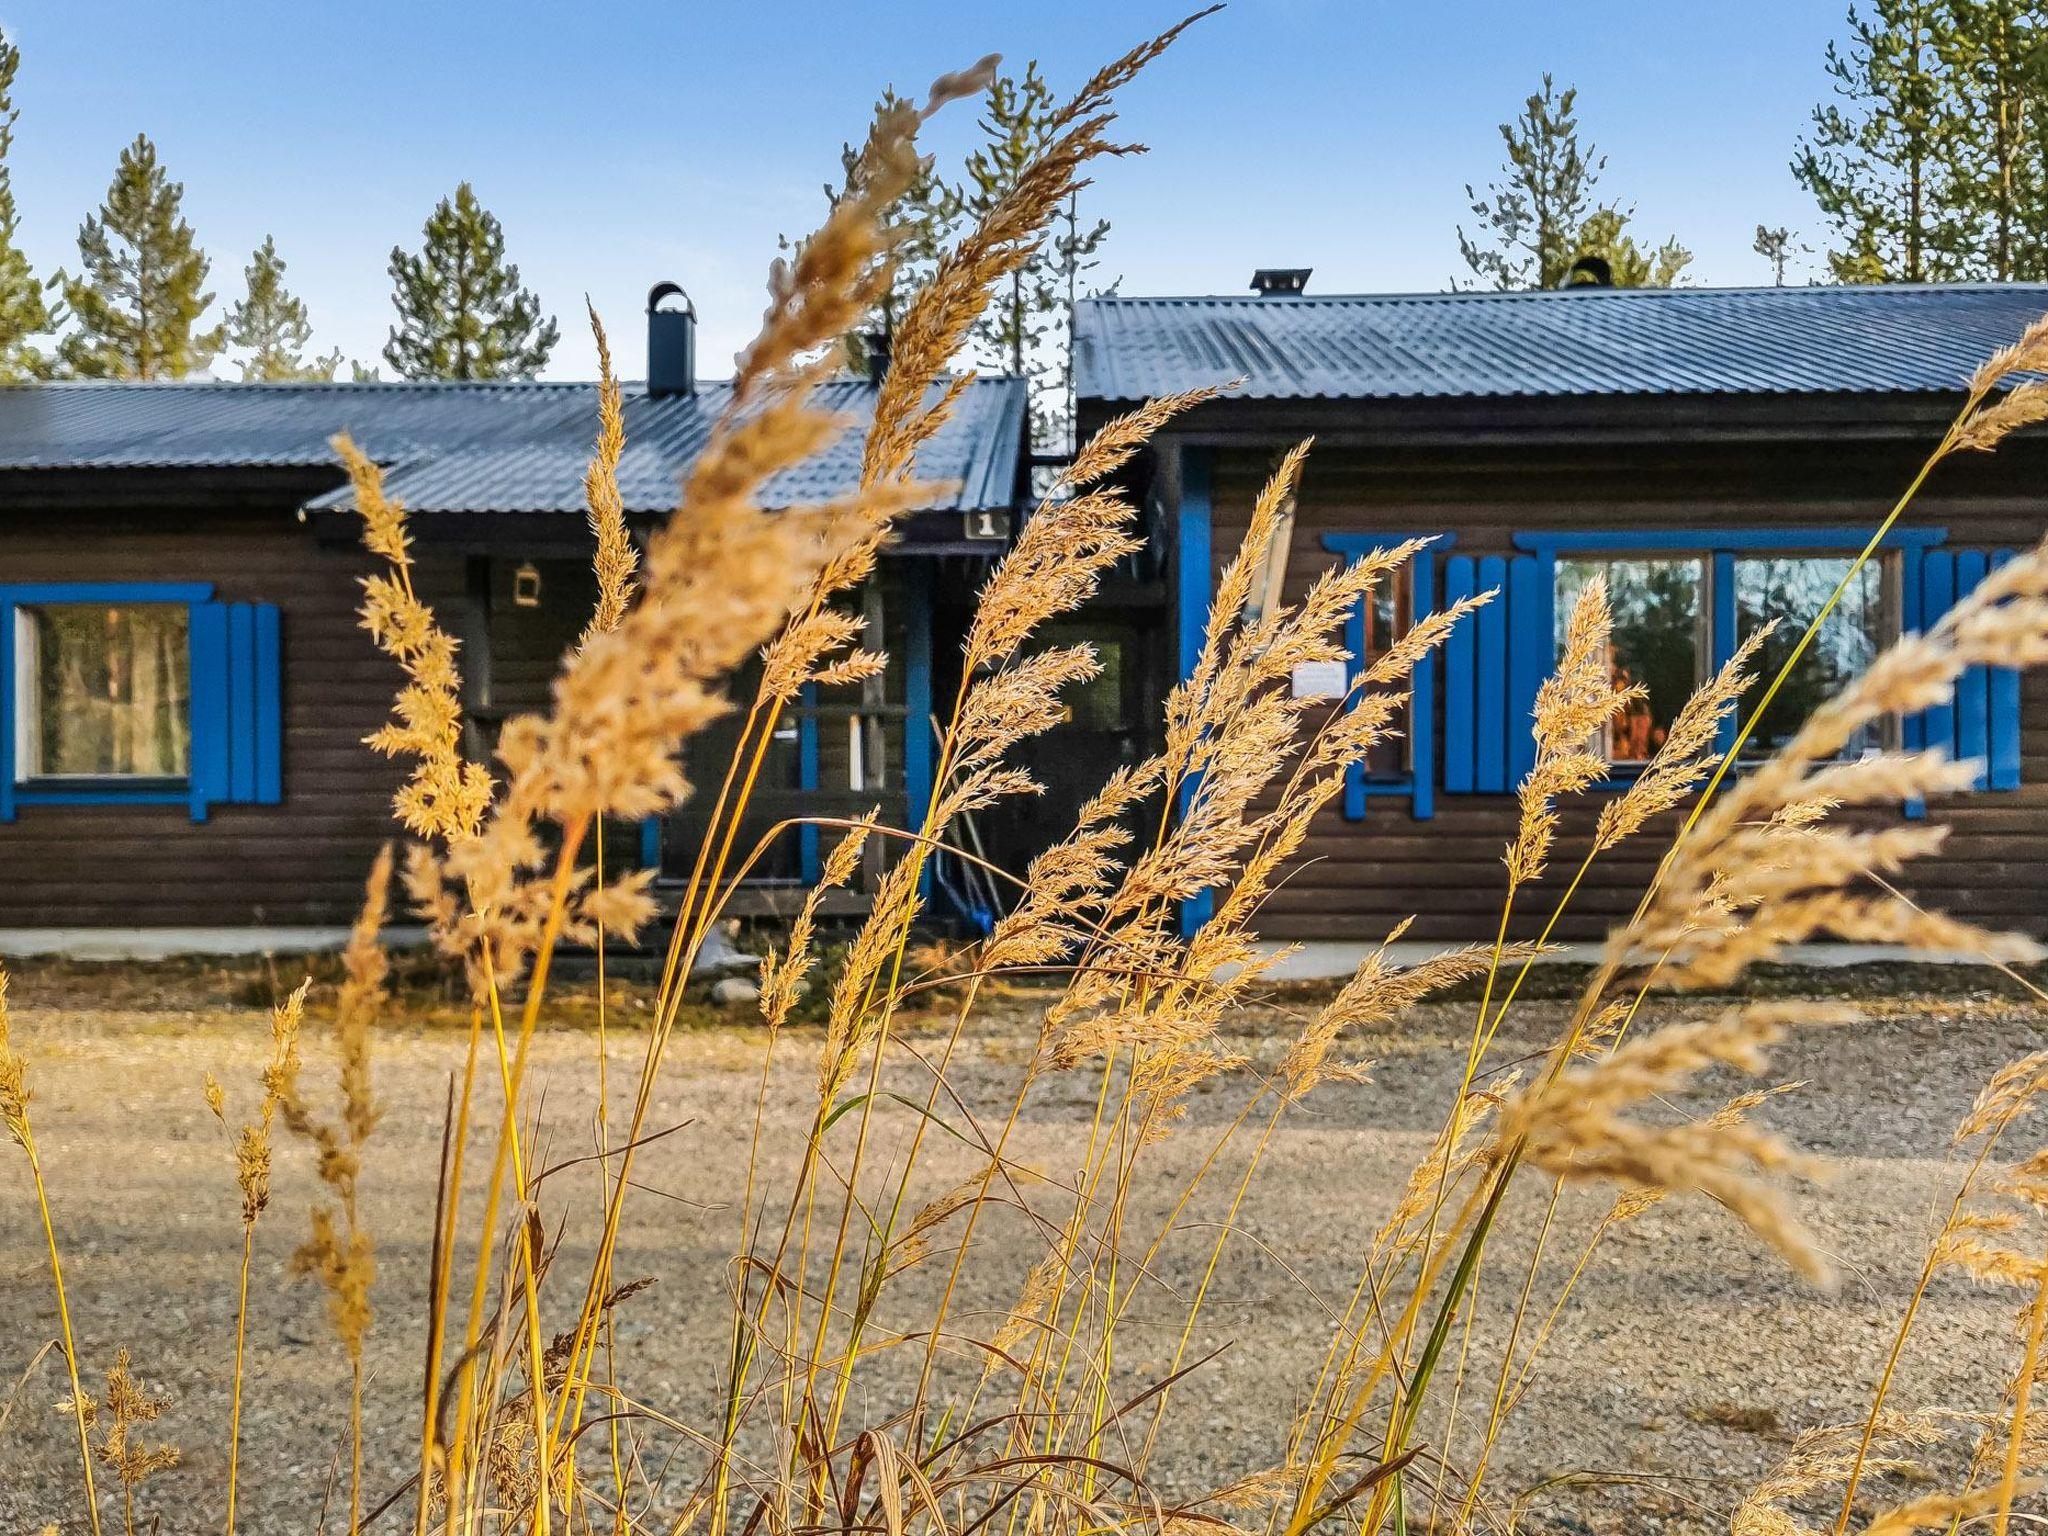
861,326 -> 892,384
1250,267 -> 1312,297
1560,255 -> 1613,289
647,281 -> 696,397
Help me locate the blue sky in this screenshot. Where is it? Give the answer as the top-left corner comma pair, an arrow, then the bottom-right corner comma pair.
0,0 -> 1847,379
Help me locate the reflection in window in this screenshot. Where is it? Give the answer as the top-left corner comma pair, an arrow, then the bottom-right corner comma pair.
1736,556 -> 1890,759
17,604 -> 192,781
1359,575 -> 1412,778
1555,557 -> 1705,765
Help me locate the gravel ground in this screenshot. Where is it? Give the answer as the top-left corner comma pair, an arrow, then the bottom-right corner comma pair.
0,959 -> 2042,1533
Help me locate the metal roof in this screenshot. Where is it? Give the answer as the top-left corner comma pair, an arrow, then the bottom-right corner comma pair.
1072,283 -> 2048,403
0,375 -> 1028,515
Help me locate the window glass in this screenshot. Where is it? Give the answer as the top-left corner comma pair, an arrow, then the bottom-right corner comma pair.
1555,557 -> 1705,764
1735,556 -> 1889,759
1358,573 -> 1412,778
17,604 -> 191,780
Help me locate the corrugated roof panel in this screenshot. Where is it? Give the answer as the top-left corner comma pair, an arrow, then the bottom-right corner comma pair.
0,375 -> 1028,515
1072,283 -> 2048,403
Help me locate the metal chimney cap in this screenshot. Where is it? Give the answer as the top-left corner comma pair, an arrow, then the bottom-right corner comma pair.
1560,255 -> 1613,289
1250,267 -> 1312,297
647,280 -> 696,316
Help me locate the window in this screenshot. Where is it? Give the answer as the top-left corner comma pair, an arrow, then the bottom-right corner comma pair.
1735,556 -> 1891,759
1544,542 -> 1903,767
1357,573 -> 1414,778
15,603 -> 191,782
1555,557 -> 1705,765
1321,532 -> 1447,820
0,583 -> 283,822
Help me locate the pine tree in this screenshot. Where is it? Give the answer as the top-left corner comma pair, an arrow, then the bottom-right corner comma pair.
1940,0 -> 2048,277
1458,76 -> 1602,290
809,89 -> 962,374
1458,77 -> 1690,290
0,26 -> 50,381
1795,1 -> 1966,281
960,64 -> 1110,449
383,182 -> 557,380
56,134 -> 222,379
226,236 -> 335,381
1753,224 -> 1807,283
1572,207 -> 1693,287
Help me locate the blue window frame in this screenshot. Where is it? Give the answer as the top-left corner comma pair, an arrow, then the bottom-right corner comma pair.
0,582 -> 283,823
1321,533 -> 1450,820
1512,528 -> 1945,781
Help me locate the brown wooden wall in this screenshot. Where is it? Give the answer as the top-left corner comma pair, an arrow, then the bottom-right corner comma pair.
0,504 -> 453,929
1202,437 -> 2048,943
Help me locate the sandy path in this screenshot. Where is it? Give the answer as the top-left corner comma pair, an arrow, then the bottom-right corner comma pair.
0,964 -> 2038,1533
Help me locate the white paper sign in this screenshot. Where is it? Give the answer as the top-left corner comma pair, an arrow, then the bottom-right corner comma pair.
1290,660 -> 1349,699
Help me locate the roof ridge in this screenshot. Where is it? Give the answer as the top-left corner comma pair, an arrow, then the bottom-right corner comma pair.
1079,281 -> 2048,306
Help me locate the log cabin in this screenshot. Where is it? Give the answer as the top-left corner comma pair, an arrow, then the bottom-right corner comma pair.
7,273 -> 2048,956
0,286 -> 1028,950
1069,275 -> 2048,945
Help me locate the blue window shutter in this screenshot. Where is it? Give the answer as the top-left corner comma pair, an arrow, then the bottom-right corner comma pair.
1990,550 -> 2023,789
192,600 -> 283,816
1954,551 -> 1990,787
1506,554 -> 1546,787
1474,555 -> 1509,791
1443,555 -> 1476,792
1920,550 -> 1957,760
1408,552 -> 1437,820
189,601 -> 232,821
253,603 -> 283,802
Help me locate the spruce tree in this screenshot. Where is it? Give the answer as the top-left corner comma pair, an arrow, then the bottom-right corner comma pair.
1458,77 -> 1690,290
1572,208 -> 1693,287
811,89 -> 962,374
226,236 -> 335,381
1940,0 -> 2048,277
0,26 -> 50,381
56,134 -> 222,379
960,63 -> 1110,449
1794,1 -> 1966,281
383,182 -> 557,380
1753,224 -> 1807,283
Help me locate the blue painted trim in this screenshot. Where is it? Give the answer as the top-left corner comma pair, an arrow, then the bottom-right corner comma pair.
1711,551 -> 1738,755
0,582 -> 215,605
1177,447 -> 1215,935
1901,546 -> 1925,755
797,681 -> 821,885
253,604 -> 282,804
228,603 -> 257,803
1506,554 -> 1547,787
14,785 -> 188,807
1442,555 -> 1476,793
0,582 -> 218,822
902,560 -> 935,902
189,601 -> 229,822
1474,555 -> 1508,792
1922,550 -> 1957,760
1955,551 -> 1990,788
1513,526 -> 1948,555
0,603 -> 13,824
1991,550 -> 2023,790
1320,535 -> 1450,822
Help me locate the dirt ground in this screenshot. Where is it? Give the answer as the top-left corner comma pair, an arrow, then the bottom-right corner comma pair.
0,956 -> 2042,1534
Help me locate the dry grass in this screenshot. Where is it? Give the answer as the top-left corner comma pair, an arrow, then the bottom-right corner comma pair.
6,17 -> 2048,1536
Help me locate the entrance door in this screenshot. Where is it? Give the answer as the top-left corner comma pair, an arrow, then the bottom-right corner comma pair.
981,614 -> 1165,879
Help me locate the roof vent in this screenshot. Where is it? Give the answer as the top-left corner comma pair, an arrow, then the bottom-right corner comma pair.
647,281 -> 696,398
1560,255 -> 1613,289
1250,267 -> 1312,297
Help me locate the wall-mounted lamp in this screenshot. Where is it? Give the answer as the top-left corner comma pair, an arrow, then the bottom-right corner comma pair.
512,561 -> 543,608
